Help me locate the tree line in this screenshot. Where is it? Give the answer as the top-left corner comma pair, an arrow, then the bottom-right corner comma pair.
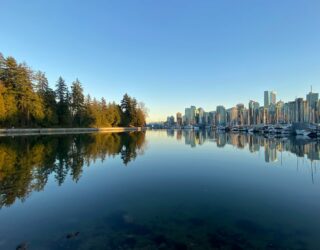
0,53 -> 147,128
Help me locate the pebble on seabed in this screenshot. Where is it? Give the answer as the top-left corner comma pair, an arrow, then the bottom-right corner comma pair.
66,231 -> 80,239
16,242 -> 28,250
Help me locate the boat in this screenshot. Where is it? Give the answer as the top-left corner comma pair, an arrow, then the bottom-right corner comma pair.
183,125 -> 193,130
231,126 -> 239,132
216,125 -> 226,131
295,129 -> 312,137
261,125 -> 270,134
239,126 -> 248,132
273,124 -> 284,134
281,125 -> 292,135
268,126 -> 276,134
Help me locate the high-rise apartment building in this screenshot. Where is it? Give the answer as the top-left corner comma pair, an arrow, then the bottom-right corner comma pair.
216,106 -> 226,126
176,112 -> 182,126
264,91 -> 270,108
270,91 -> 277,105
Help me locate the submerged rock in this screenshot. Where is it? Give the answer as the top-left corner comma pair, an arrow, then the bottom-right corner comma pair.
152,234 -> 168,246
16,242 -> 28,250
66,231 -> 80,239
173,241 -> 188,250
123,214 -> 134,224
235,219 -> 266,234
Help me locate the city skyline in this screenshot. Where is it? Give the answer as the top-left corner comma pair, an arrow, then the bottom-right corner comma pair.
1,0 -> 320,122
166,88 -> 319,126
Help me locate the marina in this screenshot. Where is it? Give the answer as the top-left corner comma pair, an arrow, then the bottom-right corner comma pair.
151,122 -> 320,139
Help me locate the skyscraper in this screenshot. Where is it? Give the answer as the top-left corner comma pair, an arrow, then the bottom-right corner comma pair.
216,106 -> 226,126
306,89 -> 319,123
306,88 -> 319,108
176,112 -> 182,126
184,108 -> 191,125
264,90 -> 276,107
184,106 -> 196,125
295,98 -> 304,122
197,108 -> 205,124
264,91 -> 270,108
270,91 -> 277,105
236,103 -> 245,125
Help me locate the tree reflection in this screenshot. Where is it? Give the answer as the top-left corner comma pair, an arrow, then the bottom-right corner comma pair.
0,131 -> 146,208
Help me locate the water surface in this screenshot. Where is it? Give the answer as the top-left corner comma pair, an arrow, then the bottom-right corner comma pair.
0,130 -> 319,250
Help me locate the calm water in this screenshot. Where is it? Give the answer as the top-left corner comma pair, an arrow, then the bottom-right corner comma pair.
0,130 -> 320,250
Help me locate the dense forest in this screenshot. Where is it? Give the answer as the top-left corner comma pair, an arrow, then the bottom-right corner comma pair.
0,53 -> 147,128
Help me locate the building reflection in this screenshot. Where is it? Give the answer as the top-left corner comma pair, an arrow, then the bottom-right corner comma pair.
170,129 -> 320,164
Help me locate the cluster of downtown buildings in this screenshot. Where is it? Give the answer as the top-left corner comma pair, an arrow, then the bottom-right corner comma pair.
166,89 -> 319,127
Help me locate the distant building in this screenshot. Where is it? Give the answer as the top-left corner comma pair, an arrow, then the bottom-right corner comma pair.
270,91 -> 277,105
228,107 -> 238,126
295,98 -> 304,122
176,112 -> 182,126
248,100 -> 259,125
208,111 -> 216,126
275,101 -> 284,123
197,107 -> 205,125
264,91 -> 270,108
216,106 -> 226,126
306,90 -> 319,123
168,89 -> 320,127
236,103 -> 245,125
166,116 -> 175,126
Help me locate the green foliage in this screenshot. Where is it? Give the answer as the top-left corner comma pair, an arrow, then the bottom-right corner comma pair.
55,77 -> 72,126
0,52 -> 147,128
120,93 -> 147,127
71,79 -> 85,126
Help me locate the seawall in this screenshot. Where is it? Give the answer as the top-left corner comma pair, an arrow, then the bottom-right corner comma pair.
0,127 -> 145,136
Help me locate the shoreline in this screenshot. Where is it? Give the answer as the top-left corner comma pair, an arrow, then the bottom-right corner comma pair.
0,127 -> 145,136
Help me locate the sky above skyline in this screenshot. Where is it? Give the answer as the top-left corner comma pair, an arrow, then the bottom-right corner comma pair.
1,0 -> 320,121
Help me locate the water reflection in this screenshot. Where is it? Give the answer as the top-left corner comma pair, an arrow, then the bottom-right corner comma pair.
171,129 -> 320,163
1,130 -> 320,249
0,132 -> 146,208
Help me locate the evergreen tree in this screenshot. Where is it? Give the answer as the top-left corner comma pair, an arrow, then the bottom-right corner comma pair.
121,93 -> 133,126
34,71 -> 57,126
71,79 -> 85,126
120,93 -> 145,127
0,84 -> 6,122
107,102 -> 121,127
0,52 -> 147,128
55,77 -> 71,126
2,58 -> 44,126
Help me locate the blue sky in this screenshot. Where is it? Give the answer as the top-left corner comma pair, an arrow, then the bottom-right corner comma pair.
1,0 -> 320,121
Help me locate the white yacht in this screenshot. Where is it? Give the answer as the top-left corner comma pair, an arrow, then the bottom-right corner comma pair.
216,125 -> 226,131
296,129 -> 311,137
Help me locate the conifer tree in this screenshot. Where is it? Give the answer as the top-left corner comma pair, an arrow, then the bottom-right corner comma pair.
55,77 -> 71,126
71,79 -> 85,126
0,52 -> 147,128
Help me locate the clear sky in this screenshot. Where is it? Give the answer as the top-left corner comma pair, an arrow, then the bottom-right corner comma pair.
1,0 -> 320,122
